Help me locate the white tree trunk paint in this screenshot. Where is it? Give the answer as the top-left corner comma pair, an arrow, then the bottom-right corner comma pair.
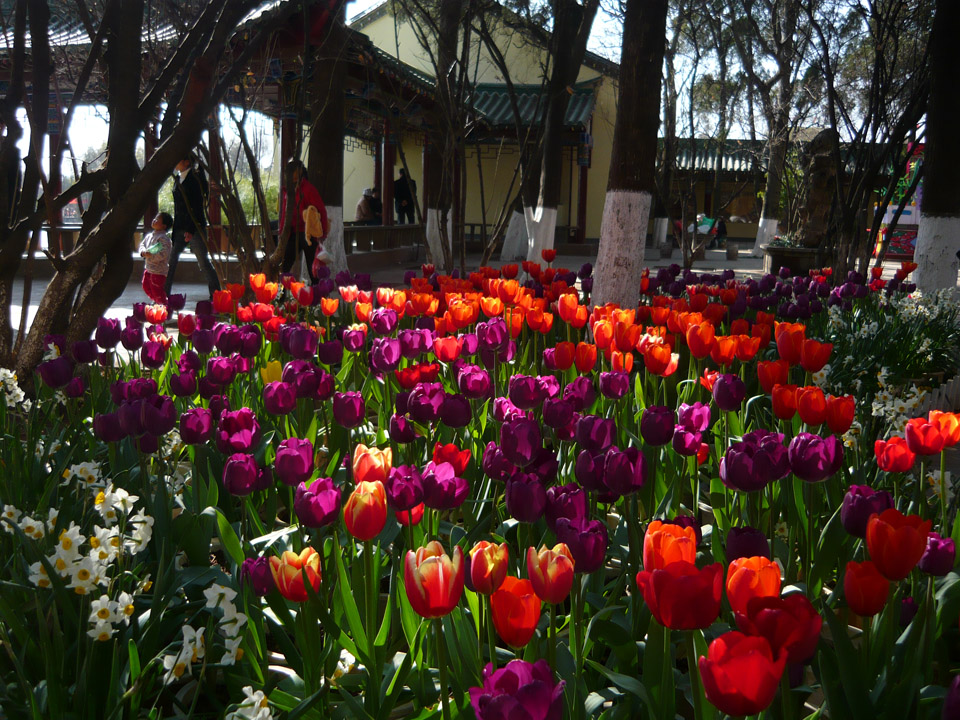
425,208 -> 443,265
523,205 -> 558,263
752,217 -> 779,256
499,210 -> 527,262
914,215 -> 960,293
323,206 -> 347,278
652,216 -> 669,248
592,190 -> 651,308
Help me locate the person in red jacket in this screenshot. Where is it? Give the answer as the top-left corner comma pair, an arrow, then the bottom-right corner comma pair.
279,159 -> 328,283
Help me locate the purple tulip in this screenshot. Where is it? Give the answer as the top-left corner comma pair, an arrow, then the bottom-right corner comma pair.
215,324 -> 241,355
458,364 -> 492,399
136,433 -> 159,454
332,392 -> 365,428
672,427 -> 702,456
508,375 -> 544,410
500,416 -> 542,468
493,397 -> 524,423
527,447 -> 559,484
192,328 -> 216,354
678,402 -> 711,433
841,485 -> 894,538
294,478 -> 342,528
180,408 -> 214,444
943,673 -> 960,720
71,339 -> 99,364
900,596 -> 919,628
370,337 -> 402,373
422,461 -> 469,509
93,412 -> 124,442
543,397 -> 574,429
788,432 -> 843,482
140,341 -> 167,369
469,659 -> 564,720
216,408 -> 262,453
169,371 -> 196,397
479,340 -> 516,369
575,415 -> 616,454
555,517 -> 608,574
713,374 -> 746,411
238,325 -> 262,358
599,371 -> 630,400
129,377 -> 158,400
178,350 -> 201,374
370,307 -> 399,335
121,325 -> 144,352
223,453 -> 260,496
206,356 -> 238,386
315,370 -> 335,401
140,394 -> 176,436
342,327 -> 367,353
726,526 -> 770,561
574,450 -> 606,492
537,375 -> 560,400
505,473 -> 547,523
477,318 -> 508,352
36,355 -> 74,389
482,441 -> 516,482
389,414 -> 418,444
440,393 -> 471,428
280,324 -> 318,359
719,432 -> 788,492
282,360 -> 321,398
263,381 -> 297,416
918,532 -> 956,577
603,446 -> 646,496
408,382 -> 445,424
545,483 -> 587,533
240,556 -> 275,596
95,317 -> 122,349
317,340 -> 343,365
385,465 -> 424,510
399,328 -> 430,358
563,376 -> 596,412
641,406 -> 676,446
208,395 -> 231,423
275,438 -> 314,486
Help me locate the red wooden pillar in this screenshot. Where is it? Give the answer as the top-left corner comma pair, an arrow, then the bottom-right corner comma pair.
143,124 -> 158,231
382,118 -> 395,226
207,115 -> 223,251
576,165 -> 588,244
374,139 -> 382,194
48,132 -> 62,254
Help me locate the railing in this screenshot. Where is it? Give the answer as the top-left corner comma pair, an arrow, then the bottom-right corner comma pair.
343,223 -> 423,253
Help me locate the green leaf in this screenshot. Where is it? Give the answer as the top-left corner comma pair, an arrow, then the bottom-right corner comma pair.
820,598 -> 873,719
586,659 -> 655,715
333,533 -> 369,666
209,507 -> 244,568
128,640 -> 141,682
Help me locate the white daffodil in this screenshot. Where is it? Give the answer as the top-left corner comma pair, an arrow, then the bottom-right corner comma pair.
203,583 -> 238,610
226,686 -> 272,720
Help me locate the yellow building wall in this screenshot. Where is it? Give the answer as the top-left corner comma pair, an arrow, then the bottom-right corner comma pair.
347,4 -> 617,241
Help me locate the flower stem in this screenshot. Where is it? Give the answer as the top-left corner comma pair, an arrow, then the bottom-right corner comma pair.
685,631 -> 705,720
549,602 -> 557,671
486,594 -> 498,671
435,620 -> 451,720
364,540 -> 377,664
780,670 -> 794,720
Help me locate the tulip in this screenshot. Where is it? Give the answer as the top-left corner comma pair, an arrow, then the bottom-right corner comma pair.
796,386 -> 827,426
672,426 -> 702,456
866,508 -> 932,581
788,432 -> 843,482
491,576 -> 541,648
352,444 -> 392,486
575,415 -> 616,454
640,406 -> 675,446
180,408 -> 213,445
470,541 -> 509,595
63,375 -> 85,398
905,416 -> 946,455
677,402 -> 711,433
599,371 -> 630,400
458,364 -> 492,399
280,324 -> 318,359
713,373 -> 746,411
757,359 -> 789,394
241,556 -> 275,596
726,526 -> 770,561
269,547 -> 321,602
508,375 -> 544,410
930,410 -> 960,447
344,480 -> 387,540
93,412 -> 125,442
735,594 -> 822,664
71,339 -> 99,364
643,520 -> 697,570
396,502 -> 425,526
422,461 -> 470,509
192,328 -> 216,354
440,393 -> 471,428
825,394 -> 856,435
482,441 -> 516,482
332,392 -> 365,428
263,381 -> 297,416
404,541 -> 465,618
602,446 -> 646,496
698,632 -> 787,716
636,561 -> 723,630
274,438 -> 314,487
563,376 -> 596,412
317,339 -> 343,365
844,560 -> 890,616
223,453 -> 261,496
500,416 -> 542,468
95,317 -> 122,349
840,485 -> 893,538
216,408 -> 261,453
771,384 -> 798,420
407,382 -> 445,423
726,556 -> 781,616
237,325 -> 262,358
469,659 -> 564,720
918,532 -> 956,577
775,322 -> 805,365
504,472 -> 547,523
800,338 -> 832,373
120,324 -> 144,352
545,483 -> 587,533
555,517 -> 608,574
944,675 -> 960,720
36,355 -> 74,389
294,478 -> 342,528
385,464 -> 424,510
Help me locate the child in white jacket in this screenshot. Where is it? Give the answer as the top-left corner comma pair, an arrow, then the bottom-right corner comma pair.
139,212 -> 173,305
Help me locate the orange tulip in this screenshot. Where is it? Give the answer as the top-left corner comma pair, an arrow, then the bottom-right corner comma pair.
404,541 -> 465,619
574,342 -> 597,373
481,295 -> 504,317
796,386 -> 827,426
353,444 -> 392,485
611,350 -> 633,372
249,273 -> 267,292
344,480 -> 387,541
643,520 -> 697,571
526,544 -> 575,604
710,335 -> 738,367
433,335 -> 463,363
557,293 -> 580,324
339,285 -> 359,303
905,417 -> 946,455
491,576 -> 542,648
730,318 -> 750,336
734,334 -> 762,363
930,411 -> 960,447
593,320 -> 614,351
469,541 -> 509,595
644,344 -> 679,377
771,384 -> 798,420
752,322 -> 772,349
212,289 -> 236,314
269,547 -> 321,602
320,297 -> 340,316
866,509 -> 931,581
800,339 -> 832,374
726,556 -> 781,616
686,321 -> 716,359
226,282 -> 246,301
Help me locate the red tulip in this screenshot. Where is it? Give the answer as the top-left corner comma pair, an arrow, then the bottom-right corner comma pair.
775,323 -> 805,365
491,576 -> 542,648
469,540 -> 509,595
212,289 -> 236,314
269,547 -> 321,602
527,544 -> 575,604
396,502 -> 425,526
844,560 -> 889,616
874,436 -> 915,473
930,411 -> 960,447
541,248 -> 557,263
796,386 -> 827,426
698,631 -> 787,716
643,520 -> 697,571
177,313 -> 196,338
865,508 -> 931,581
404,541 -> 465,619
825,395 -> 855,435
574,342 -> 597,373
771,384 -> 798,420
433,336 -> 463,363
353,444 -> 392,485
433,443 -> 471,475
905,416 -> 946,455
686,321 -> 716,359
726,556 -> 781,616
735,594 -> 822,664
800,339 -> 832,373
344,480 -> 387,541
636,561 -> 723,630
757,360 -> 789,394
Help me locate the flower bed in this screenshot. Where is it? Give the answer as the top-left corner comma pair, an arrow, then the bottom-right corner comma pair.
2,258 -> 960,719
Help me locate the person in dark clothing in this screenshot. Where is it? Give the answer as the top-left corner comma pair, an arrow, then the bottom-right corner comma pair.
165,155 -> 221,298
369,187 -> 383,220
708,217 -> 728,250
394,168 -> 416,224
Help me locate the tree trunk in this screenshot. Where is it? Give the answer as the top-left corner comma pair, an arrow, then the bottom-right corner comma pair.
752,110 -> 789,256
914,0 -> 960,293
308,8 -> 348,277
592,0 -> 667,308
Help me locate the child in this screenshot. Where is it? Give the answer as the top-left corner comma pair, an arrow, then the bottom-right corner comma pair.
139,212 -> 173,305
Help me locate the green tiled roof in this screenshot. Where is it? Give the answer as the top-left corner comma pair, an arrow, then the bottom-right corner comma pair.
470,81 -> 599,129
671,138 -> 764,174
